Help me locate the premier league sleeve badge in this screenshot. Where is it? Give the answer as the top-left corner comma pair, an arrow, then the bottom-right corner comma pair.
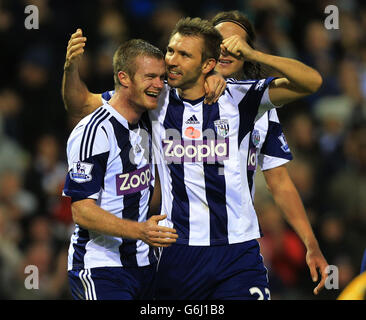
70,161 -> 94,183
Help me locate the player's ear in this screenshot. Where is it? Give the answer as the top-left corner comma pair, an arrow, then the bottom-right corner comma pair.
117,71 -> 131,87
201,58 -> 217,75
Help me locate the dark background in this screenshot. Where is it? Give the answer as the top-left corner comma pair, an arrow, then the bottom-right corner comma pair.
0,0 -> 365,299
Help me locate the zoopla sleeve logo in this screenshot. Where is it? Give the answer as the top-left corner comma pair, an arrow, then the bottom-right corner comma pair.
116,164 -> 153,195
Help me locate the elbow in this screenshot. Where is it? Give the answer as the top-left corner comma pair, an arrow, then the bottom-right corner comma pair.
312,71 -> 323,93
71,207 -> 80,225
308,71 -> 323,94
71,203 -> 83,226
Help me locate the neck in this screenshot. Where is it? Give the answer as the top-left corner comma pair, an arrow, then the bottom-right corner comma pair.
108,89 -> 143,124
177,76 -> 206,101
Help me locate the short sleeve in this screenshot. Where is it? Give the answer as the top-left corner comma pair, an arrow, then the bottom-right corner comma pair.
258,109 -> 293,171
63,124 -> 110,202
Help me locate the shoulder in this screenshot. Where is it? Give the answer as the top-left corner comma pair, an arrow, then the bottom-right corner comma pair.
67,105 -> 111,160
224,78 -> 276,102
226,78 -> 258,86
77,105 -> 113,134
225,78 -> 257,91
226,77 -> 277,90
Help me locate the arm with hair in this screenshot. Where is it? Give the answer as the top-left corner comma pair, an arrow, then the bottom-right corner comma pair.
262,165 -> 329,295
62,29 -> 103,123
72,198 -> 177,247
221,35 -> 323,105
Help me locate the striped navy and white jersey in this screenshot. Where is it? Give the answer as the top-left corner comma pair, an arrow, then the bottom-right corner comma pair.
249,108 -> 293,200
63,102 -> 156,270
149,77 -> 277,246
102,77 -> 293,246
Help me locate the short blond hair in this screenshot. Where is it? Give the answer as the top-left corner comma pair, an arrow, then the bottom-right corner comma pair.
113,39 -> 164,88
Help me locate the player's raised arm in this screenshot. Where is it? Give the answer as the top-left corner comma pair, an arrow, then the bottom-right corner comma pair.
62,29 -> 103,123
221,35 -> 323,106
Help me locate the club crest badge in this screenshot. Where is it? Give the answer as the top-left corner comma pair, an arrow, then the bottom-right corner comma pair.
214,119 -> 229,138
252,129 -> 260,146
70,161 -> 93,183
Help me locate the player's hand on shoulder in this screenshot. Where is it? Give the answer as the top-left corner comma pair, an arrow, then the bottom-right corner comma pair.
140,214 -> 178,247
204,71 -> 226,104
64,28 -> 87,70
221,35 -> 256,61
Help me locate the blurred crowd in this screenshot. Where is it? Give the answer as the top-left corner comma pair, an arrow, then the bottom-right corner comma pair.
0,0 -> 365,300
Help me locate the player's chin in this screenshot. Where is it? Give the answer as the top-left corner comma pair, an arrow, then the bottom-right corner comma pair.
144,98 -> 159,110
215,65 -> 233,79
167,77 -> 182,88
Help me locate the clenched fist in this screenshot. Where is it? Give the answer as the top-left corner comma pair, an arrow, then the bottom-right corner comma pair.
220,35 -> 256,61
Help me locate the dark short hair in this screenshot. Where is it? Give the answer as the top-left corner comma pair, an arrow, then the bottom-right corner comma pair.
211,10 -> 256,48
169,17 -> 223,63
113,39 -> 164,87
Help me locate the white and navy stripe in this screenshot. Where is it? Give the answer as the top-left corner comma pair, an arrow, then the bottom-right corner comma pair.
99,78 -> 292,248
257,109 -> 293,170
63,103 -> 156,270
150,78 -> 281,246
78,269 -> 97,300
79,107 -> 110,161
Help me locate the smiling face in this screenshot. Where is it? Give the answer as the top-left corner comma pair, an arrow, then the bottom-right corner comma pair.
127,55 -> 166,111
165,32 -> 206,91
214,21 -> 247,79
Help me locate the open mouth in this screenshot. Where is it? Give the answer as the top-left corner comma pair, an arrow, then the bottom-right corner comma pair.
218,59 -> 233,65
145,91 -> 160,98
167,69 -> 182,79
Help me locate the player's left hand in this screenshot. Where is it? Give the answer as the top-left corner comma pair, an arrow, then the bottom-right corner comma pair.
221,35 -> 256,61
306,246 -> 329,295
64,28 -> 87,71
204,72 -> 226,104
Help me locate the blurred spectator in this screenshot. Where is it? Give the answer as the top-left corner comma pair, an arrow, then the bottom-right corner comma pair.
318,214 -> 356,263
0,88 -> 23,140
316,214 -> 358,299
0,89 -> 28,173
98,9 -> 128,46
257,200 -> 306,298
303,20 -> 334,79
0,204 -> 23,298
149,5 -> 184,49
86,9 -> 128,91
338,11 -> 363,59
301,20 -> 339,104
0,135 -> 28,176
252,6 -> 297,59
286,159 -> 316,206
13,241 -> 69,299
24,134 -> 67,215
0,170 -> 38,220
326,123 -> 366,226
285,113 -> 321,170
